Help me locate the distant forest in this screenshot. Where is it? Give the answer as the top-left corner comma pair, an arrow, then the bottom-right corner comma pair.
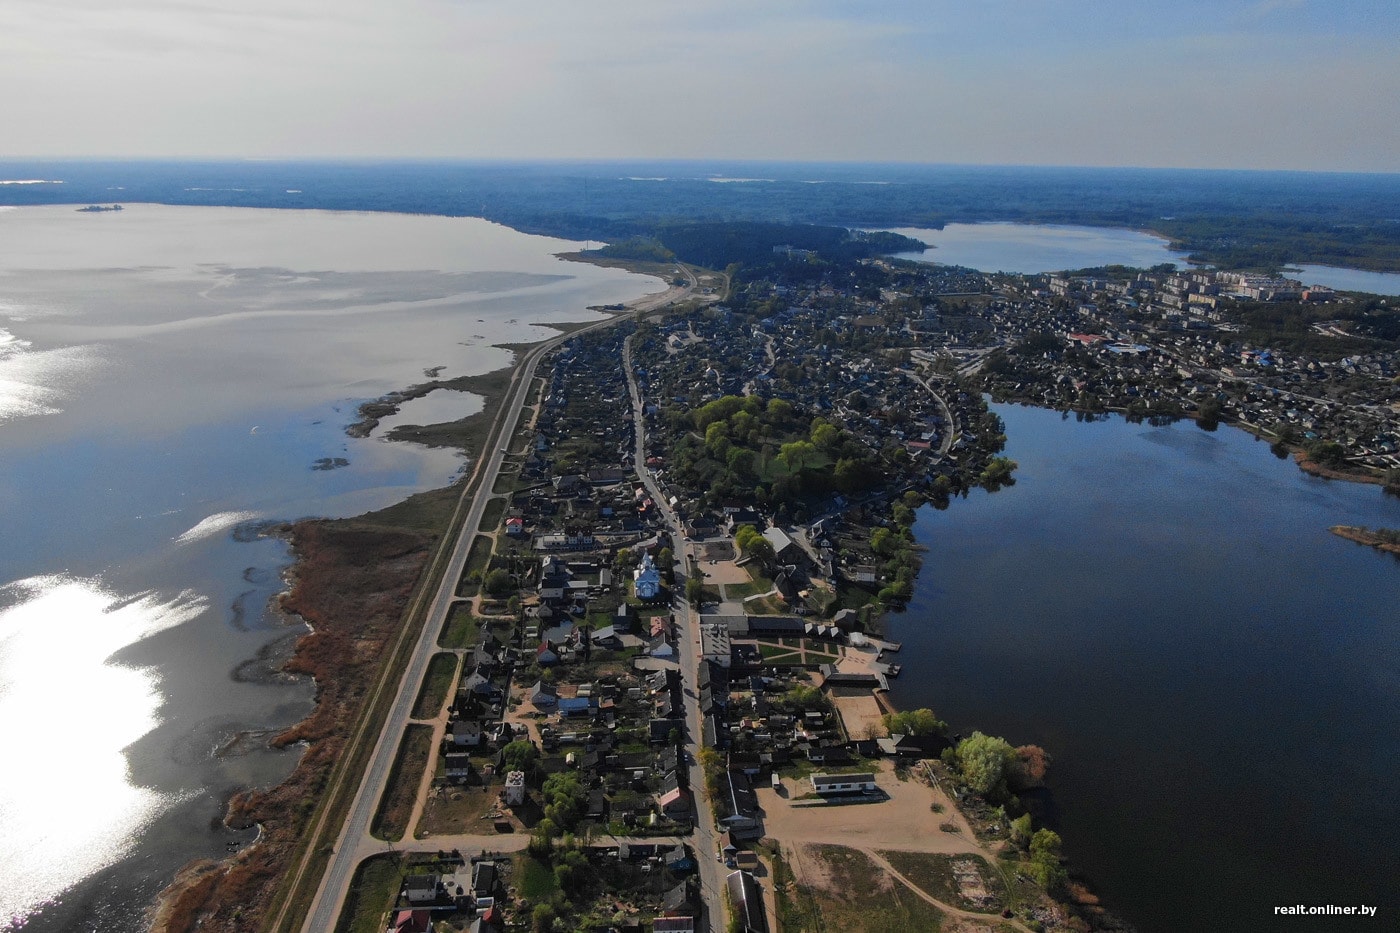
4,159 -> 1400,272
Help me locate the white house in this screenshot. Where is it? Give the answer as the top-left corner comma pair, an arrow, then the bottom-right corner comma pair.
810,772 -> 877,795
505,770 -> 527,805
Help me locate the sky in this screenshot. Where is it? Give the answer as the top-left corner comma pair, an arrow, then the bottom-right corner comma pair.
3,0 -> 1398,172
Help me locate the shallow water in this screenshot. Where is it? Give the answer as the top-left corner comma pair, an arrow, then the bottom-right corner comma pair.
0,205 -> 659,930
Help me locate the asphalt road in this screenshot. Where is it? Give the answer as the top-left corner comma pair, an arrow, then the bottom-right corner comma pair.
289,273 -> 702,932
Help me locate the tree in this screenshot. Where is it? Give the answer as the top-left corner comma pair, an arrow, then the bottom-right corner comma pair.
778,440 -> 817,475
484,568 -> 514,596
686,575 -> 704,607
1028,828 -> 1068,892
810,418 -> 840,452
1009,745 -> 1050,791
882,708 -> 948,737
955,732 -> 1016,797
502,739 -> 538,774
1010,813 -> 1034,848
698,746 -> 723,799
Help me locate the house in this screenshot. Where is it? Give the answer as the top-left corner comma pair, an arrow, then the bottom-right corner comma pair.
505,517 -> 525,536
390,909 -> 434,933
443,753 -> 474,781
657,778 -> 692,817
536,642 -> 560,666
451,720 -> 483,747
504,770 -> 526,805
876,732 -> 950,758
761,527 -> 805,565
529,681 -> 558,710
725,871 -> 769,933
648,635 -> 675,659
654,919 -> 696,933
810,772 -> 878,794
663,845 -> 695,872
403,874 -> 440,906
538,557 -> 572,601
471,860 -> 500,899
634,552 -> 662,599
558,696 -> 592,718
718,771 -> 762,839
650,719 -> 682,745
590,625 -> 622,649
847,565 -> 879,584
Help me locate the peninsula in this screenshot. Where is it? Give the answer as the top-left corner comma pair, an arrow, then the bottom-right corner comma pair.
155,219 -> 1399,933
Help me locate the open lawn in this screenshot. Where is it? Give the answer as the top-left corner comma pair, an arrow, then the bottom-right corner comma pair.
480,497 -> 506,532
514,854 -> 559,900
438,604 -> 480,649
878,851 -> 1007,914
371,724 -> 433,840
411,653 -> 458,720
456,535 -> 493,596
333,854 -> 404,933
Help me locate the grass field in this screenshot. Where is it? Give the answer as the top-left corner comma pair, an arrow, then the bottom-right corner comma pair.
438,603 -> 480,649
480,497 -> 506,532
332,854 -> 404,933
794,844 -> 948,933
457,534 -> 493,596
514,854 -> 559,900
371,724 -> 434,840
411,653 -> 459,720
878,851 -> 1008,914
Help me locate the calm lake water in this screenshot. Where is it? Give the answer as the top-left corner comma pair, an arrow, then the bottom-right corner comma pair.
883,223 -> 1194,273
890,405 -> 1400,933
1285,264 -> 1400,296
0,205 -> 660,931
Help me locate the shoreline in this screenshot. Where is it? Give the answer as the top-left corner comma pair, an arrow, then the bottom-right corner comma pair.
1329,524 -> 1400,556
150,269 -> 673,931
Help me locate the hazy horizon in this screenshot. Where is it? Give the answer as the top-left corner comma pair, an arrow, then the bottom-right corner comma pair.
3,1 -> 1398,172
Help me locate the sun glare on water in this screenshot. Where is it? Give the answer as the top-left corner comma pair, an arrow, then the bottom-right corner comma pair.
0,577 -> 205,926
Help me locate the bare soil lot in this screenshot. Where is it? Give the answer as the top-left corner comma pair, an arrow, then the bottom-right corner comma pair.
762,760 -> 980,853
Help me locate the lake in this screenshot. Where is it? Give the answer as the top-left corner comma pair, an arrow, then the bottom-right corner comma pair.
1285,264 -> 1400,297
883,222 -> 1400,296
890,404 -> 1400,932
882,223 -> 1193,273
0,205 -> 660,931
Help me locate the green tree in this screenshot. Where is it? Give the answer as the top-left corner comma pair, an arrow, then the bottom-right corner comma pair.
484,568 -> 514,596
778,440 -> 817,475
956,732 -> 1016,797
881,708 -> 947,737
810,418 -> 840,451
1028,828 -> 1068,892
1010,813 -> 1034,848
686,575 -> 704,607
502,739 -> 538,773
